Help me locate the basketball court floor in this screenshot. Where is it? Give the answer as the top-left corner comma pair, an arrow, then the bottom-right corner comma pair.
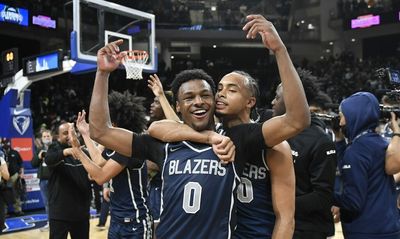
1,220 -> 345,239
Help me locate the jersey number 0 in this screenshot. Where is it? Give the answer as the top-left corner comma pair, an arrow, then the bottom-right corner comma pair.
183,182 -> 202,214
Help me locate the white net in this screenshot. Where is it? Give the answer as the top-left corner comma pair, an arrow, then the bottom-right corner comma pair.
121,50 -> 149,80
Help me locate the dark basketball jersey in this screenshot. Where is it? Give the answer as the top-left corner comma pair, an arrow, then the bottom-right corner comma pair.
131,135 -> 242,239
148,172 -> 162,222
234,151 -> 275,238
217,123 -> 275,238
157,141 -> 240,239
102,149 -> 152,237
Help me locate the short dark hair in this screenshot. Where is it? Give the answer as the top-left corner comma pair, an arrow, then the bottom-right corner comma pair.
297,68 -> 320,105
232,70 -> 260,99
171,69 -> 215,102
108,90 -> 147,133
313,92 -> 332,111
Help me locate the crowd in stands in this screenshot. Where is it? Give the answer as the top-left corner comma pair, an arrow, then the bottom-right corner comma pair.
24,50 -> 400,137
9,0 -> 291,31
337,0 -> 400,19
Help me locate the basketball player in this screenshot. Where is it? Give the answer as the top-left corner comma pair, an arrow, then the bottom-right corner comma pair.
148,15 -> 309,238
89,51 -> 242,237
69,90 -> 152,239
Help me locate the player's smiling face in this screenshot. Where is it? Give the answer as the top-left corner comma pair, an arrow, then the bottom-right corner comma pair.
215,72 -> 253,117
176,79 -> 215,131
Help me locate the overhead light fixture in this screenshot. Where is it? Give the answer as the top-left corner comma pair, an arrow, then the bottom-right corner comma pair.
329,41 -> 333,45
170,55 -> 175,59
307,23 -> 315,30
351,38 -> 356,42
213,45 -> 217,48
301,20 -> 305,24
211,6 -> 217,11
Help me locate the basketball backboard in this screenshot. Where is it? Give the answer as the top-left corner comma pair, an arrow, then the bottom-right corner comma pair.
71,0 -> 156,72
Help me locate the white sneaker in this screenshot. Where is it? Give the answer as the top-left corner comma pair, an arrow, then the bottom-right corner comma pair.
40,222 -> 49,232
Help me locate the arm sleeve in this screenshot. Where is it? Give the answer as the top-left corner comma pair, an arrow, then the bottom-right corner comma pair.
231,123 -> 266,173
295,140 -> 337,215
44,143 -> 65,167
132,134 -> 165,170
102,149 -> 144,169
334,148 -> 369,215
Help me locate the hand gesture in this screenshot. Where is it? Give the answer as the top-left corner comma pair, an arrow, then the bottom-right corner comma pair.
68,123 -> 81,148
97,39 -> 125,73
209,132 -> 236,164
148,74 -> 164,97
242,15 -> 285,53
76,110 -> 90,136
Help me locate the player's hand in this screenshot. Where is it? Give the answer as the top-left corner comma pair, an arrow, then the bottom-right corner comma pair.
76,110 -> 90,136
97,39 -> 125,73
68,123 -> 81,148
242,15 -> 285,53
209,133 -> 236,164
103,187 -> 111,202
148,74 -> 164,97
331,206 -> 340,223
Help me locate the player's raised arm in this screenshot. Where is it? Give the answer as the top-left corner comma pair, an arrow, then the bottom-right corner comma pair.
89,39 -> 134,157
243,15 -> 310,147
266,141 -> 295,239
148,74 -> 180,122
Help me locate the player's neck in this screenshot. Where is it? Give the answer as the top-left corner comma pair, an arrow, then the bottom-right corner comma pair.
222,113 -> 251,128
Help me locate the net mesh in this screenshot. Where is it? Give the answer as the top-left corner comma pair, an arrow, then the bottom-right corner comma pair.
121,50 -> 149,80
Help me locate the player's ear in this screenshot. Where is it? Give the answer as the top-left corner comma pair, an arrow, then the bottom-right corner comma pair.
246,97 -> 256,109
175,101 -> 181,113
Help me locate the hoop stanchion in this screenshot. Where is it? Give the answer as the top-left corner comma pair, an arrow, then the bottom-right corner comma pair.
121,50 -> 149,80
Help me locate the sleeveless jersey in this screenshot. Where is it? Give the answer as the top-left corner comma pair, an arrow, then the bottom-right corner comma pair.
102,149 -> 152,237
156,141 -> 240,239
233,150 -> 275,238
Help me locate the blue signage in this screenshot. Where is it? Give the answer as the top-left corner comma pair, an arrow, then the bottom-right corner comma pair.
0,3 -> 29,26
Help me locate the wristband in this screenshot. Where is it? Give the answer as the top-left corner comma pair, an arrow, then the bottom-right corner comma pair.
392,133 -> 400,138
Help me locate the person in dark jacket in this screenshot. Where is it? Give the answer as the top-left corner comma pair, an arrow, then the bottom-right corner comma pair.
0,138 -> 24,216
272,69 -> 337,239
335,92 -> 400,239
0,148 -> 10,232
45,122 -> 91,239
31,129 -> 53,231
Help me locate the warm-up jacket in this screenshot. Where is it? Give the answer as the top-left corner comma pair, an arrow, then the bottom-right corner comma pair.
288,115 -> 337,235
45,141 -> 91,222
335,92 -> 400,239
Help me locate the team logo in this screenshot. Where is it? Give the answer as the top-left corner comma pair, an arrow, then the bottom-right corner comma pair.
13,116 -> 30,135
0,6 -> 23,25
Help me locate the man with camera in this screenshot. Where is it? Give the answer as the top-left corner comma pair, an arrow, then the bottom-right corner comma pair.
31,129 -> 53,231
334,92 -> 400,239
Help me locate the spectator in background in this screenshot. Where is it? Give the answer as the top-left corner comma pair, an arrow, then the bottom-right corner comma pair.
0,148 -> 10,232
334,92 -> 400,239
31,129 -> 53,231
45,122 -> 92,239
0,138 -> 24,217
271,70 -> 337,239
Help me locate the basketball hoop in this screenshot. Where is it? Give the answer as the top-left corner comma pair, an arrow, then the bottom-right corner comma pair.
121,50 -> 149,80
